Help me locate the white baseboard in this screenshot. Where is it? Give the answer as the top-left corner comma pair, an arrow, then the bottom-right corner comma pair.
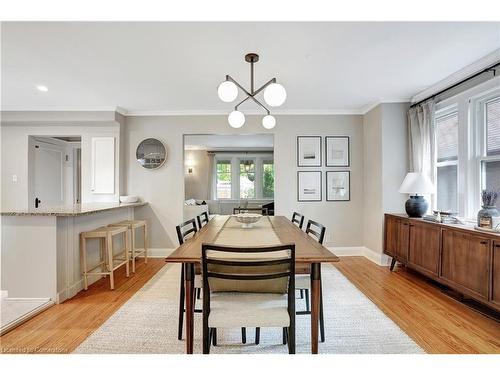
328,246 -> 391,267
136,248 -> 175,258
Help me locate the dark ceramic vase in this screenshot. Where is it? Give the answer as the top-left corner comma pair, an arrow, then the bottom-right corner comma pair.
405,195 -> 428,217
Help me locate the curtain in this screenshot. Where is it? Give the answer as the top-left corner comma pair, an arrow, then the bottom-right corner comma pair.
207,152 -> 215,200
407,101 -> 436,180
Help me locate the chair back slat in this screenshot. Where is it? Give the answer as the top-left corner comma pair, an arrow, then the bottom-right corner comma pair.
176,218 -> 198,245
305,219 -> 326,244
197,211 -> 209,229
291,212 -> 305,229
202,243 -> 295,294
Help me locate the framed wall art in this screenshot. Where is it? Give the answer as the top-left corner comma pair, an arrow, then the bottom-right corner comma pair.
297,171 -> 322,202
325,136 -> 349,167
326,171 -> 350,201
297,136 -> 322,167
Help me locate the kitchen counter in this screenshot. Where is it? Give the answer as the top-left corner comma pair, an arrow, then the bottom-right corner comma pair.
1,201 -> 147,216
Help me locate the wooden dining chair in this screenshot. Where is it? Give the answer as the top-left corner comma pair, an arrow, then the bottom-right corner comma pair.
291,212 -> 305,229
233,207 -> 269,216
297,219 -> 326,342
201,243 -> 296,354
175,218 -> 202,340
197,211 -> 210,229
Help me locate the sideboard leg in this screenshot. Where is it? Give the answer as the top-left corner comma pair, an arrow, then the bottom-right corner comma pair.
390,258 -> 397,271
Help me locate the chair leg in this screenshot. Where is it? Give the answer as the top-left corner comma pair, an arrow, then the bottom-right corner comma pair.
203,325 -> 210,354
282,327 -> 287,345
305,288 -> 310,312
320,280 -> 325,343
124,231 -> 130,277
196,288 -> 201,300
288,326 -> 295,354
212,328 -> 217,346
255,327 -> 260,345
144,223 -> 148,264
300,289 -> 304,299
177,265 -> 185,340
107,233 -> 115,290
241,327 -> 246,344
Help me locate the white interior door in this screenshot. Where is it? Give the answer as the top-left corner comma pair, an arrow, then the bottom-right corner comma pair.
32,140 -> 65,209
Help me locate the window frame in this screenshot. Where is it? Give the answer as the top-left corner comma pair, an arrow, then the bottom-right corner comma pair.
215,159 -> 232,200
434,105 -> 459,213
261,159 -> 275,199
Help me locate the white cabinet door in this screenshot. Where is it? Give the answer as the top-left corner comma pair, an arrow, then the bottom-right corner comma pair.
91,137 -> 115,194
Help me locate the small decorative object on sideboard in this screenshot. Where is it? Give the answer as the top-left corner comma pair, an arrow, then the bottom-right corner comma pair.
398,172 -> 435,217
477,189 -> 499,229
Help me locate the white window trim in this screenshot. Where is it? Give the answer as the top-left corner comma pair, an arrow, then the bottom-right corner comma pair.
434,75 -> 500,220
213,153 -> 274,200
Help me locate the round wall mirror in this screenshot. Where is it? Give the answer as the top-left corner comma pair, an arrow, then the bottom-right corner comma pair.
136,138 -> 167,169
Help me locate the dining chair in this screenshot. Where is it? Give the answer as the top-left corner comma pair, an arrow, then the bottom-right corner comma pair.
175,218 -> 202,340
197,211 -> 210,229
297,219 -> 326,342
255,219 -> 327,345
233,207 -> 269,216
291,212 -> 305,229
201,243 -> 296,354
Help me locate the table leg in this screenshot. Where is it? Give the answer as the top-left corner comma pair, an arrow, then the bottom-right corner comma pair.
184,263 -> 195,354
310,263 -> 321,354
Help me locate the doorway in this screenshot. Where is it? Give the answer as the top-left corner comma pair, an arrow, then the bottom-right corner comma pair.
28,136 -> 82,209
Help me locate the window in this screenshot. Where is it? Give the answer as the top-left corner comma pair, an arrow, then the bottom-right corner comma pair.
216,160 -> 231,199
262,161 -> 275,199
481,96 -> 500,210
435,110 -> 459,212
239,160 -> 256,199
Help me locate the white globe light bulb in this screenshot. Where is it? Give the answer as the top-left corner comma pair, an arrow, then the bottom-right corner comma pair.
228,110 -> 245,128
263,83 -> 286,107
262,115 -> 276,129
217,81 -> 238,103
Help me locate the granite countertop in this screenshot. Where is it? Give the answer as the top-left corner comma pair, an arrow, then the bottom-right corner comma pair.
1,202 -> 147,217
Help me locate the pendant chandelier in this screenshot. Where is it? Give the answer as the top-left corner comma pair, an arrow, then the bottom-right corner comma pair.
217,53 -> 286,129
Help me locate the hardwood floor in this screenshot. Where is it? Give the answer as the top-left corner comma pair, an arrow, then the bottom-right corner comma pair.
1,256 -> 499,354
334,257 -> 500,354
0,258 -> 165,354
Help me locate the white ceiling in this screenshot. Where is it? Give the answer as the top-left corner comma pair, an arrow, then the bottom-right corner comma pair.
1,22 -> 499,114
185,134 -> 273,150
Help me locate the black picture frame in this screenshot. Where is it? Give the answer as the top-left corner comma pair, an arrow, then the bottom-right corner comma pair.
325,136 -> 350,167
326,170 -> 351,201
297,136 -> 322,167
297,171 -> 322,202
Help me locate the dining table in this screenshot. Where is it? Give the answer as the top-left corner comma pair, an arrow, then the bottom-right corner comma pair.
165,215 -> 340,354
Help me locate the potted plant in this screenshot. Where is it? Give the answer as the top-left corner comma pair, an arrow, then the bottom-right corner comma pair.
477,189 -> 499,228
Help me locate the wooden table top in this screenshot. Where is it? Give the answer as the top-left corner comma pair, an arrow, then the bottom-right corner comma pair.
166,215 -> 340,264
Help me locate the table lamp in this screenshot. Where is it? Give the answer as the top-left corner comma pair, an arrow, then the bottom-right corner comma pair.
399,172 -> 435,217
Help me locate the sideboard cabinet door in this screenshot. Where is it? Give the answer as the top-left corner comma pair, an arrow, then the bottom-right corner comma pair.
408,222 -> 441,278
441,230 -> 490,301
384,216 -> 399,258
491,242 -> 500,308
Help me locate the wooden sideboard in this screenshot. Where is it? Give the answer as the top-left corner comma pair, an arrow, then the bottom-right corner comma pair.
384,213 -> 500,312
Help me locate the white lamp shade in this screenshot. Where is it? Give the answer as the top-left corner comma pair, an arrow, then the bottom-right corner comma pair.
264,83 -> 286,107
228,110 -> 245,128
399,172 -> 435,195
262,115 -> 276,129
217,81 -> 238,103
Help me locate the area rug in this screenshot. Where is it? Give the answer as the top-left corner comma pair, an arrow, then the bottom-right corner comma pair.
74,263 -> 424,354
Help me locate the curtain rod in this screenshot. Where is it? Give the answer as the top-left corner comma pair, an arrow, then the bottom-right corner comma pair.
410,61 -> 500,109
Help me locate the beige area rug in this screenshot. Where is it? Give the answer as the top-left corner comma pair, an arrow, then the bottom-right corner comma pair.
74,263 -> 424,354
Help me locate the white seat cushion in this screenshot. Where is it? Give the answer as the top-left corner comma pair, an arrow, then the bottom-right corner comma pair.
295,274 -> 310,289
208,292 -> 290,328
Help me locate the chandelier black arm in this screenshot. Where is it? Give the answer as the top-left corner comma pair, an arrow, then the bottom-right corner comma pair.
234,95 -> 251,109
249,96 -> 270,115
252,78 -> 277,97
226,75 -> 252,98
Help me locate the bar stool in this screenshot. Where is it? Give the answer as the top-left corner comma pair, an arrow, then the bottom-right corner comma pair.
80,225 -> 129,290
108,220 -> 148,273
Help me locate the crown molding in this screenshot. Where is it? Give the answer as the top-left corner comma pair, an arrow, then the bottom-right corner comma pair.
410,48 -> 500,104
359,99 -> 411,115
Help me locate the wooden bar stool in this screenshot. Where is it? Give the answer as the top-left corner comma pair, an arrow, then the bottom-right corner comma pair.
108,220 -> 148,273
80,226 -> 129,290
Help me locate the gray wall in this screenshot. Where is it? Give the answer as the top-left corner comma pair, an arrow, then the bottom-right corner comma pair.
184,149 -> 210,200
124,114 -> 365,248
363,103 -> 409,254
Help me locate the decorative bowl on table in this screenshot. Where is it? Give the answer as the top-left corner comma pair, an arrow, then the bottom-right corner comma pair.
235,213 -> 262,228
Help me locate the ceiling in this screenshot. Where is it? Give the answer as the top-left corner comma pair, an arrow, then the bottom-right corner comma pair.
185,134 -> 273,150
1,22 -> 499,114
